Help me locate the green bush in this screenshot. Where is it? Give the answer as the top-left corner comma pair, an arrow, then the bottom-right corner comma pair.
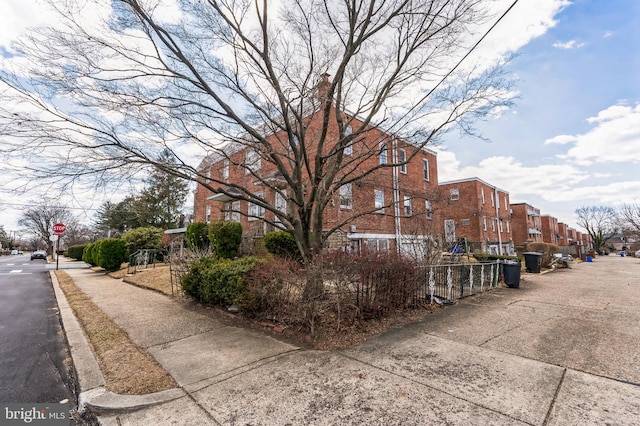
121,227 -> 164,254
263,231 -> 301,260
186,222 -> 210,251
182,256 -> 261,306
82,243 -> 97,266
67,244 -> 87,260
209,222 -> 243,259
96,238 -> 127,272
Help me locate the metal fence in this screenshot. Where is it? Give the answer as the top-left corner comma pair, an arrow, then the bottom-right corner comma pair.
415,262 -> 500,303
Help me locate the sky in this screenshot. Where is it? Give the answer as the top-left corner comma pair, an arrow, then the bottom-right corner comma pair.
0,0 -> 639,236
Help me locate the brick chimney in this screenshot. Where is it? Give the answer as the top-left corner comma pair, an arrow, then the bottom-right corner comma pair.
316,73 -> 332,104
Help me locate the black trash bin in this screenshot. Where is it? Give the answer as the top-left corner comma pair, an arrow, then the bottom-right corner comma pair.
503,261 -> 521,288
523,252 -> 542,273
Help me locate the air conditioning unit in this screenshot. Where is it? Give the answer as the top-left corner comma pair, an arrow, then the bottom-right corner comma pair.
349,225 -> 356,233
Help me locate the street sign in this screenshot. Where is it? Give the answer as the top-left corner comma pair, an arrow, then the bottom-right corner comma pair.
52,223 -> 66,236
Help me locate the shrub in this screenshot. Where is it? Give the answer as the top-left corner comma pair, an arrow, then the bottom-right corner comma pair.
181,255 -> 219,300
121,227 -> 164,254
209,222 -> 243,259
182,256 -> 261,306
96,238 -> 128,272
185,222 -> 210,251
263,231 -> 301,260
67,244 -> 87,260
82,243 -> 97,266
524,242 -> 560,269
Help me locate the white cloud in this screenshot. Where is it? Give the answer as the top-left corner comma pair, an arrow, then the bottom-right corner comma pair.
466,0 -> 571,66
562,103 -> 640,163
603,31 -> 614,38
552,39 -> 586,49
545,134 -> 576,145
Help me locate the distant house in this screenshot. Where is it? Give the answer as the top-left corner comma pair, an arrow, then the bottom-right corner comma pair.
437,178 -> 513,255
510,203 -> 543,246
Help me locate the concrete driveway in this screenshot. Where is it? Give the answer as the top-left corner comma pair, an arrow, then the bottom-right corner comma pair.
95,255 -> 640,425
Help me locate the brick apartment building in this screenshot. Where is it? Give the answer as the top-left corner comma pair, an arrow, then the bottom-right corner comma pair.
557,222 -> 570,246
510,203 -> 543,246
193,77 -> 441,257
540,214 -> 560,246
437,178 -> 513,255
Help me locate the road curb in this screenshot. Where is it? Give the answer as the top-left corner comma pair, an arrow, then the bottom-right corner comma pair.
49,271 -> 185,417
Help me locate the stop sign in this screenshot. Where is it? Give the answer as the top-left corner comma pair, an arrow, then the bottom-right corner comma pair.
52,223 -> 66,236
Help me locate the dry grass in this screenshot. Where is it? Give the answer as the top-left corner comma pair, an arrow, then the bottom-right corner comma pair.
55,271 -> 178,395
119,266 -> 174,296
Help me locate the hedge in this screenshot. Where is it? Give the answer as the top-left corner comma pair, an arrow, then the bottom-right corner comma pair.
185,222 -> 210,251
209,222 -> 243,259
181,256 -> 261,307
67,244 -> 87,261
96,238 -> 128,272
263,231 -> 301,260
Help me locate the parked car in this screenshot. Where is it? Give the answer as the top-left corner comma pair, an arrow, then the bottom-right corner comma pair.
11,250 -> 19,255
31,250 -> 47,260
635,249 -> 640,258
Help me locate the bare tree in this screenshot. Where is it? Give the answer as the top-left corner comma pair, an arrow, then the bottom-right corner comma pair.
18,199 -> 77,255
619,203 -> 640,238
575,206 -> 618,253
0,0 -> 515,262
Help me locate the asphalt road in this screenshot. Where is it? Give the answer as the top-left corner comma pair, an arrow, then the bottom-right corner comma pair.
0,254 -> 77,404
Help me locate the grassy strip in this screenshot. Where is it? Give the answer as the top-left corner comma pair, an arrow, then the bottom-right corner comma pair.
55,271 -> 178,395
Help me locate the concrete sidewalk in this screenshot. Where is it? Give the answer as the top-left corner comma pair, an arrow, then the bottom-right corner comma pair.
52,256 -> 640,425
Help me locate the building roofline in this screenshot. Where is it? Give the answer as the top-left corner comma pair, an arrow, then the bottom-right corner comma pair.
438,177 -> 508,193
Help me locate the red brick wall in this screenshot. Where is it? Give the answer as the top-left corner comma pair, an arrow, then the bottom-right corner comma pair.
541,215 -> 559,246
437,179 -> 511,251
510,203 -> 543,246
193,106 -> 442,247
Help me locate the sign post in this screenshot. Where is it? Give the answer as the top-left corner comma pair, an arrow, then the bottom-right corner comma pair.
52,223 -> 66,271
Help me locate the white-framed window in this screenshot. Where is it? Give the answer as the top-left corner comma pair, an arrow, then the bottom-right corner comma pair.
423,159 -> 430,181
499,218 -> 503,232
399,148 -> 407,173
403,195 -> 412,216
450,189 -> 460,201
490,191 -> 495,207
379,142 -> 388,164
425,200 -> 433,219
461,219 -> 470,226
245,149 -> 261,174
231,201 -> 241,222
504,195 -> 508,210
205,169 -> 211,184
248,192 -> 265,220
224,203 -> 231,221
343,125 -> 353,155
481,188 -> 485,204
205,205 -> 211,223
339,184 -> 352,209
506,220 -> 510,233
222,160 -> 229,181
366,239 -> 389,252
275,191 -> 287,213
483,216 -> 487,231
491,218 -> 495,231
374,188 -> 384,213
